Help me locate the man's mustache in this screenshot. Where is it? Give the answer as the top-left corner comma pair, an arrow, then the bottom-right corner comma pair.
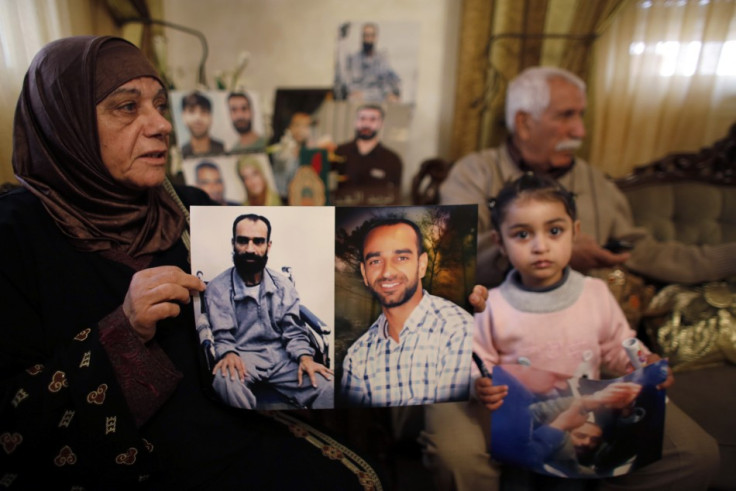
555,139 -> 583,152
238,252 -> 261,261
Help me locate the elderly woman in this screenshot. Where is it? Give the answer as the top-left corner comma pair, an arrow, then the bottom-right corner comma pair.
0,36 -> 379,489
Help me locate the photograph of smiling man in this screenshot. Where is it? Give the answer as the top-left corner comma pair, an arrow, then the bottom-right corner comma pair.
335,205 -> 478,408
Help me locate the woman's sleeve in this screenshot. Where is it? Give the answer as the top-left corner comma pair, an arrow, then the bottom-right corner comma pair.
97,306 -> 183,427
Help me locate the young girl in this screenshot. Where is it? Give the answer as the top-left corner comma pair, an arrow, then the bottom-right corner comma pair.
420,173 -> 717,491
474,172 -> 672,412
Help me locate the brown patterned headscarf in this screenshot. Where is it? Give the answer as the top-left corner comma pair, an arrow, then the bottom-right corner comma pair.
12,36 -> 185,258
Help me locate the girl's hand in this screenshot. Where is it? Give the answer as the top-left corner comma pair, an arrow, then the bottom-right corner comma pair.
646,353 -> 675,390
475,377 -> 508,411
468,284 -> 489,313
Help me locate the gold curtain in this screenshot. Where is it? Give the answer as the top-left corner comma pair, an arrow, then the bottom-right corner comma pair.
450,0 -> 626,162
449,0 -> 495,162
590,0 -> 736,177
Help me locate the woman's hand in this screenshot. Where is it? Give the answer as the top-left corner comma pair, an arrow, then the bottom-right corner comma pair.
475,377 -> 508,411
123,266 -> 205,343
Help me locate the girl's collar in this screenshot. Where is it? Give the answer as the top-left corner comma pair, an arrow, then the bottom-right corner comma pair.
510,266 -> 571,293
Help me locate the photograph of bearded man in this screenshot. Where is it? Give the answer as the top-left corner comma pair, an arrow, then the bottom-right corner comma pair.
199,211 -> 333,410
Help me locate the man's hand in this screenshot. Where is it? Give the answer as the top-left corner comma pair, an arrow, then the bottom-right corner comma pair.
469,285 -> 489,313
585,381 -> 642,410
213,352 -> 246,382
123,266 -> 206,343
549,399 -> 589,431
298,355 -> 334,387
475,377 -> 508,411
569,233 -> 631,273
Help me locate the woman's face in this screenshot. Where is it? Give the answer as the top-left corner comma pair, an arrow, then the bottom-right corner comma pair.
497,197 -> 578,289
96,77 -> 171,189
240,165 -> 266,195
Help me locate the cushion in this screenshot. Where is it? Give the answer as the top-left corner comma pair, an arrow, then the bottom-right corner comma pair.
623,182 -> 736,246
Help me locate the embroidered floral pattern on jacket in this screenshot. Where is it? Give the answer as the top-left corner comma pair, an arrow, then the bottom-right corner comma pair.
48,371 -> 68,392
116,447 -> 137,465
74,328 -> 91,341
267,411 -> 383,491
53,445 -> 77,466
0,433 -> 22,454
86,384 -> 108,405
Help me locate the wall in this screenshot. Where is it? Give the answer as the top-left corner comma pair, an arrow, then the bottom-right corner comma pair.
161,0 -> 461,200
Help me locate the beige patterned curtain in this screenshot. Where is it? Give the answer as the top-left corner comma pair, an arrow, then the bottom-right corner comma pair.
450,0 -> 627,162
590,0 -> 736,177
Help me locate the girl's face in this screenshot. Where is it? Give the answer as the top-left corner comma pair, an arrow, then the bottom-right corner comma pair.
496,196 -> 579,289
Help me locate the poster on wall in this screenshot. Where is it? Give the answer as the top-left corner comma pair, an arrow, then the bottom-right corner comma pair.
269,88 -> 336,200
181,153 -> 280,206
170,89 -> 268,157
287,149 -> 330,206
333,21 -> 420,104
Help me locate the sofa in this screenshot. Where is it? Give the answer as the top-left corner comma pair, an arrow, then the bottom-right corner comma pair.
614,125 -> 736,490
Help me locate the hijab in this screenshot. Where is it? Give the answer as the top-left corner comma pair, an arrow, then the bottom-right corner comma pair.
12,35 -> 186,258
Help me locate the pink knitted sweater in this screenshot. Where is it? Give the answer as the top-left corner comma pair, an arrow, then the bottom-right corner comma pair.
473,269 -> 650,381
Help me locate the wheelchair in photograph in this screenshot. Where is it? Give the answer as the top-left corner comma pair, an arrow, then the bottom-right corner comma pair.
195,267 -> 332,410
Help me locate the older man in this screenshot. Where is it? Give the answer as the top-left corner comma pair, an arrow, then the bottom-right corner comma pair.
206,214 -> 332,409
340,217 -> 473,407
421,66 -> 720,491
440,66 -> 736,288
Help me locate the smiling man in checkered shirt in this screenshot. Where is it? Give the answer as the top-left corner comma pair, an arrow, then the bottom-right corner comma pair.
340,217 -> 474,407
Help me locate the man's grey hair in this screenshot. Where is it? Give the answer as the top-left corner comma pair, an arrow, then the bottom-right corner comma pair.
505,67 -> 586,133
